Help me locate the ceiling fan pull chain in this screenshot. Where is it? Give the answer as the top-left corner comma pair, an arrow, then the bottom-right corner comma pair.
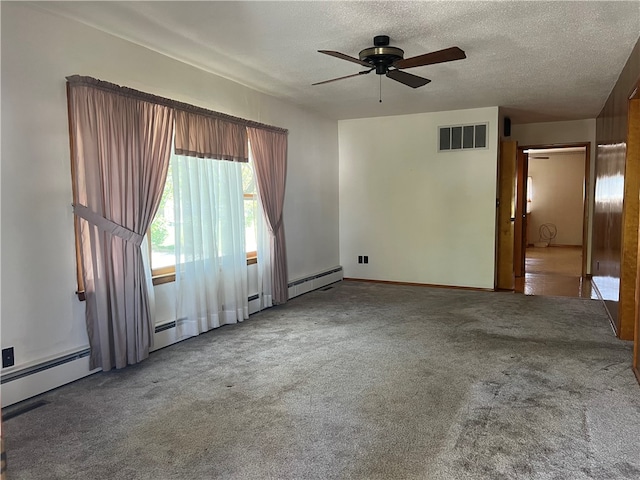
379,75 -> 382,103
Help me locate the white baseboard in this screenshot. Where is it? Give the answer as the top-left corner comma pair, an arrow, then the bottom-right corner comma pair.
1,351 -> 98,408
288,266 -> 343,299
1,266 -> 343,408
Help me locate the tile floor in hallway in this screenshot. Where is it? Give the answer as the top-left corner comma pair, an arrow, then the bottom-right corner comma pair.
517,246 -> 598,299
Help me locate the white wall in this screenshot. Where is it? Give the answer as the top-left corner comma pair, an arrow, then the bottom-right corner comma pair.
511,119 -> 596,270
339,107 -> 499,289
1,3 -> 339,401
528,152 -> 586,246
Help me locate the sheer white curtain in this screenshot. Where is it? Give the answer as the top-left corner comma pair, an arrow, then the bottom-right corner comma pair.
173,153 -> 249,337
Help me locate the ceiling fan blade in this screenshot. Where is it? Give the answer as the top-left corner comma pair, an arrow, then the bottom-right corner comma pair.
318,50 -> 373,68
312,69 -> 374,86
393,46 -> 466,69
386,69 -> 431,88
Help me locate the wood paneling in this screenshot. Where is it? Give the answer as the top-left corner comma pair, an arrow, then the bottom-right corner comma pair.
593,38 -> 640,340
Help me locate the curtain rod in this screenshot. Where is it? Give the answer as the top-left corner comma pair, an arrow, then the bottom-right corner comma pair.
66,75 -> 288,135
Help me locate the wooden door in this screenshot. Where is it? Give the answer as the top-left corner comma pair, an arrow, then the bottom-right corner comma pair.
635,225 -> 640,383
620,96 -> 640,343
496,140 -> 517,290
514,149 -> 529,279
630,98 -> 640,382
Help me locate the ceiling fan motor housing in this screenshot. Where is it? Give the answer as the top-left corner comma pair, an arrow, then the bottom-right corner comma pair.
359,44 -> 404,74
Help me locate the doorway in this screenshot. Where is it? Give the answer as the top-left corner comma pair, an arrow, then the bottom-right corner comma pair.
515,144 -> 595,298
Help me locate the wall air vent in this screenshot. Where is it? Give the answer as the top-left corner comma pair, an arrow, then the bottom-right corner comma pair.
438,123 -> 488,152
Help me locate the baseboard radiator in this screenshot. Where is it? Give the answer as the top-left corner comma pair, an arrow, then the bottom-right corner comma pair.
1,349 -> 96,408
287,266 -> 343,299
1,266 -> 343,408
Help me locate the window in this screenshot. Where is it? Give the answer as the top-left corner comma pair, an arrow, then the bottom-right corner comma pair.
149,153 -> 259,278
67,78 -> 282,303
149,160 -> 176,275
242,162 -> 258,260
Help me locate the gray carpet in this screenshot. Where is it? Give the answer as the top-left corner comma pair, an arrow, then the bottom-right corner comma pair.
4,281 -> 640,479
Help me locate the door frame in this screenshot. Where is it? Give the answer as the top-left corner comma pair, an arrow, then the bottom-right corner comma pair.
515,142 -> 591,278
495,140 -> 517,290
514,148 -> 528,279
627,94 -> 640,383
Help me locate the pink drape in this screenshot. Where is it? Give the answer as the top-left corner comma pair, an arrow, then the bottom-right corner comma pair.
175,110 -> 248,162
247,128 -> 289,304
68,81 -> 174,371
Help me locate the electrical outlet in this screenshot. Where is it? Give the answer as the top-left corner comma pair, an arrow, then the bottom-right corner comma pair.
358,256 -> 363,264
2,347 -> 15,368
364,256 -> 369,264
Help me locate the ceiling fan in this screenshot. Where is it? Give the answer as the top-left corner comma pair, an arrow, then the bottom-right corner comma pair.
313,35 -> 466,89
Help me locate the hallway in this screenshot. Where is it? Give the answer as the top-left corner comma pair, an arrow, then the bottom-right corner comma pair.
518,246 -> 597,298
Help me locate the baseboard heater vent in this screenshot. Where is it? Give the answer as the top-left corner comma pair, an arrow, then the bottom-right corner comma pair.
288,267 -> 343,288
1,348 -> 91,385
2,400 -> 49,420
155,321 -> 176,333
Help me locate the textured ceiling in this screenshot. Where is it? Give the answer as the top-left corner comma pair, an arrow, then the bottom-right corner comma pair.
35,1 -> 640,124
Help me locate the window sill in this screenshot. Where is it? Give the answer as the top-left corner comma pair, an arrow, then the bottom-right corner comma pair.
76,257 -> 258,299
152,257 -> 256,285
152,272 -> 176,286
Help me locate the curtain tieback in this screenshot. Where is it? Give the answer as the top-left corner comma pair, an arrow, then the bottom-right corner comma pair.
73,204 -> 144,246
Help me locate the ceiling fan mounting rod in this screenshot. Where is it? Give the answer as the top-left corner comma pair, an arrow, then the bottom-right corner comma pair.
373,35 -> 390,46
